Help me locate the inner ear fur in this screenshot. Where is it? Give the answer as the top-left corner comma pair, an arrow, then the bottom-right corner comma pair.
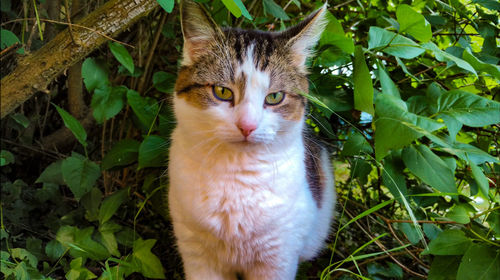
180,0 -> 223,65
280,4 -> 328,68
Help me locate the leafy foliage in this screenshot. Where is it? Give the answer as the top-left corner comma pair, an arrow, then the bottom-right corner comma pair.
1,0 -> 499,279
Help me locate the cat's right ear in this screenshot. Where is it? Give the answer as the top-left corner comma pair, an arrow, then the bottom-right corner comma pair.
180,0 -> 221,65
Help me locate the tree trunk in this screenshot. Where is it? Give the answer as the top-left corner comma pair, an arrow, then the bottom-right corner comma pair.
0,0 -> 159,119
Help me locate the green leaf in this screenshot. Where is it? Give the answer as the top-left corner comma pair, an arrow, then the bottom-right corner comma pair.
45,240 -> 65,260
402,145 -> 457,194
473,0 -> 500,11
368,27 -> 425,59
36,160 -> 65,185
10,113 -> 30,128
436,90 -> 500,127
152,71 -> 176,93
98,222 -> 121,257
101,139 -> 140,170
11,248 -> 37,267
132,239 -> 166,279
82,58 -> 109,92
382,153 -> 408,203
91,85 -> 126,124
263,0 -> 290,20
319,11 -> 354,54
423,229 -> 472,255
138,135 -> 168,169
126,90 -> 159,130
377,64 -> 400,98
221,0 -> 252,20
469,161 -> 490,196
341,131 -> 373,156
396,4 -> 432,42
422,42 -> 477,77
108,42 -> 134,74
398,223 -> 422,244
457,244 -> 500,280
62,155 -> 101,200
81,187 -> 102,222
0,28 -> 23,54
374,93 -> 443,160
446,204 -> 471,224
56,226 -> 110,261
423,223 -> 442,240
0,150 -> 14,166
66,257 -> 97,280
462,49 -> 500,80
156,0 -> 174,13
99,188 -> 129,225
428,255 -> 461,280
353,46 -> 374,115
486,210 -> 500,235
53,104 -> 88,147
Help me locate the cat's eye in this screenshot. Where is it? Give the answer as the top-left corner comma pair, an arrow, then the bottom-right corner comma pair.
213,86 -> 234,101
265,92 -> 285,105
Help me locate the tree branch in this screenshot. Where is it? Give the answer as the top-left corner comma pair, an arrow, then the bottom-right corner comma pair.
0,0 -> 159,119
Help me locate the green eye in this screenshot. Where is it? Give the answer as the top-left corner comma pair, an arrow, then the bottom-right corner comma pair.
265,92 -> 285,105
213,86 -> 233,101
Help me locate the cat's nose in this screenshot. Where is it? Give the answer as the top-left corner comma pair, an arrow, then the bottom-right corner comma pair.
237,121 -> 257,137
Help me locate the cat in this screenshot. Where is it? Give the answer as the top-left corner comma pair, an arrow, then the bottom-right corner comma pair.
168,0 -> 336,279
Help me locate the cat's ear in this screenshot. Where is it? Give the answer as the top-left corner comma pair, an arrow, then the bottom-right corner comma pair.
281,3 -> 328,68
180,0 -> 222,65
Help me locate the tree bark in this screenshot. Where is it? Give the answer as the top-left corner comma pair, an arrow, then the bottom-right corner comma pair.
0,0 -> 159,119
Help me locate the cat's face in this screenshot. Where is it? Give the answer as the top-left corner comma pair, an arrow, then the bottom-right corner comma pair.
174,0 -> 326,148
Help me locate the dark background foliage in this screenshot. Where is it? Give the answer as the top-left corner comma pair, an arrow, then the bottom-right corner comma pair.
1,0 -> 499,279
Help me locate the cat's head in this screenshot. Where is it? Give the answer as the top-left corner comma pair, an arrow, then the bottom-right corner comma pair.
174,0 -> 327,149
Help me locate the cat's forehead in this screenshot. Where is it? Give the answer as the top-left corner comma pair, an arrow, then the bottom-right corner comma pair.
223,28 -> 280,71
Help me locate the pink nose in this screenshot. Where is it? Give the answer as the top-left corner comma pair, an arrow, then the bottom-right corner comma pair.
237,121 -> 257,137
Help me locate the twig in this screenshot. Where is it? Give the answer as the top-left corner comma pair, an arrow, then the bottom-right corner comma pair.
332,0 -> 356,9
386,222 -> 429,269
0,43 -> 20,57
63,0 -> 77,44
397,63 -> 446,84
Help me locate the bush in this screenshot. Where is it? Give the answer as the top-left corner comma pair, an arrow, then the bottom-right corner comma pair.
1,0 -> 499,279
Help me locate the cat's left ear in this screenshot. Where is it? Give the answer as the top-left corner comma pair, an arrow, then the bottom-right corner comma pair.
281,3 -> 328,68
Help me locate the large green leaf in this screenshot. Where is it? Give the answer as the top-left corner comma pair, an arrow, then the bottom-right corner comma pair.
81,58 -> 109,92
457,244 -> 500,280
422,42 -> 477,76
436,90 -> 500,127
108,42 -> 134,74
377,64 -> 400,98
423,229 -> 472,255
36,160 -> 65,185
98,188 -> 129,225
319,11 -> 354,54
428,255 -> 461,280
402,145 -> 456,194
446,204 -> 471,224
382,153 -> 408,203
221,0 -> 252,20
353,46 -> 374,115
152,71 -> 176,93
341,131 -> 373,156
101,139 -> 140,170
61,154 -> 101,200
368,27 -> 425,59
462,49 -> 500,80
0,28 -> 23,54
263,0 -> 289,20
374,93 -> 443,160
127,90 -> 159,130
396,4 -> 432,42
54,104 -> 88,148
91,85 -> 126,124
469,161 -> 490,196
156,0 -> 174,13
138,135 -> 168,169
132,239 -> 166,279
98,222 -> 122,257
56,226 -> 110,261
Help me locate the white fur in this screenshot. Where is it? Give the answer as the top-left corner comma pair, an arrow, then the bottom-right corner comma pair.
169,46 -> 335,280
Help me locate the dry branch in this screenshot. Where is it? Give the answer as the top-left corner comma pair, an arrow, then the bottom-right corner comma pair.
0,0 -> 159,119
